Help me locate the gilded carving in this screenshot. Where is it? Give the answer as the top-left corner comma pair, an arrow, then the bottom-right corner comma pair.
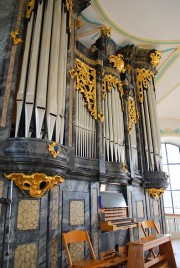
136,68 -> 154,103
76,18 -> 82,29
66,0 -> 73,32
109,54 -> 126,73
147,188 -> 165,199
122,163 -> 128,173
48,142 -> 59,158
98,110 -> 105,123
102,74 -> 123,99
150,50 -> 162,67
26,0 -> 35,19
127,95 -> 138,134
75,59 -> 97,119
10,30 -> 23,45
100,26 -> 112,37
4,173 -> 64,197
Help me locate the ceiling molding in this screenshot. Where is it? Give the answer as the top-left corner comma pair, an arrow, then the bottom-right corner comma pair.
91,0 -> 180,45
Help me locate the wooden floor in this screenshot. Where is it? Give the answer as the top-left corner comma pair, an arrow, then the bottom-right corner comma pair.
172,239 -> 180,268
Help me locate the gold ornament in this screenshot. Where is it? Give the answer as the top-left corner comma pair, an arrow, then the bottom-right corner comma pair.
48,142 -> 59,158
147,188 -> 165,199
102,74 -> 123,99
100,26 -> 112,37
150,50 -> 162,67
26,0 -> 35,19
10,30 -> 23,45
136,68 -> 154,103
109,54 -> 126,73
98,110 -> 105,123
4,173 -> 64,197
128,95 -> 138,134
75,59 -> 97,119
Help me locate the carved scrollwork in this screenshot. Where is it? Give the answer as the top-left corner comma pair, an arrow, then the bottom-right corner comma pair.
75,59 -> 97,119
4,173 -> 64,197
136,68 -> 154,103
102,74 -> 123,99
127,95 -> 139,134
26,0 -> 35,19
109,54 -> 126,73
98,110 -> 105,123
147,188 -> 165,199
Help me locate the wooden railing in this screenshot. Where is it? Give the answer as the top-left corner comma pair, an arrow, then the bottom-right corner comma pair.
165,214 -> 180,239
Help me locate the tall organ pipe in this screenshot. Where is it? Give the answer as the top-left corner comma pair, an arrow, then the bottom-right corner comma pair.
25,2 -> 44,137
15,13 -> 34,137
57,6 -> 67,144
144,90 -> 154,170
35,0 -> 54,138
46,0 -> 62,140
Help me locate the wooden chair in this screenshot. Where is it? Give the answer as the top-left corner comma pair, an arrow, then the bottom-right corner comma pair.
62,230 -> 97,268
140,220 -> 159,259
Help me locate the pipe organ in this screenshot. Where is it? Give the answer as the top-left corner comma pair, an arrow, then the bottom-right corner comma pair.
0,1 -> 169,267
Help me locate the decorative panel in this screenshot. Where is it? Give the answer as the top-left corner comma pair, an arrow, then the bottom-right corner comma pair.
17,200 -> 39,230
153,200 -> 159,216
70,242 -> 84,261
136,201 -> 144,218
51,186 -> 59,229
0,181 -> 4,217
50,238 -> 58,268
14,243 -> 37,268
70,200 -> 84,226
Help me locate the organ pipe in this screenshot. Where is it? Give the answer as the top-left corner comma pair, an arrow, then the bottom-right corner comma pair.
15,13 -> 34,137
25,2 -> 44,137
35,0 -> 54,138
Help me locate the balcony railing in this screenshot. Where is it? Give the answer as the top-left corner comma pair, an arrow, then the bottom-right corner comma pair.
165,214 -> 180,239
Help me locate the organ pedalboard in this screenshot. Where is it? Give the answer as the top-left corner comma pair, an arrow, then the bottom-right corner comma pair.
99,207 -> 137,231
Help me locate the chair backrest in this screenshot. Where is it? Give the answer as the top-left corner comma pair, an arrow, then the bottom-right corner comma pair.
141,220 -> 159,237
62,230 -> 96,268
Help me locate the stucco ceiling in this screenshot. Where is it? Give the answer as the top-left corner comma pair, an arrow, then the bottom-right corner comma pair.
77,0 -> 180,145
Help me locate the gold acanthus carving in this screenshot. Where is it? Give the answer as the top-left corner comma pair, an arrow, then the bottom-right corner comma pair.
136,68 -> 154,104
147,188 -> 165,199
76,59 -> 97,119
10,30 -> 23,45
100,26 -> 112,37
102,74 -> 124,99
48,142 -> 59,158
127,96 -> 139,134
150,50 -> 162,67
109,54 -> 126,73
4,173 -> 64,197
26,0 -> 35,19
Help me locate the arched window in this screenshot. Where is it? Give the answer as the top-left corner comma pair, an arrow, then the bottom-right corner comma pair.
161,143 -> 180,214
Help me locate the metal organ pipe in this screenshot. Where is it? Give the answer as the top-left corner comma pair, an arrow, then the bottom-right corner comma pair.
103,85 -> 124,162
144,90 -> 154,170
46,0 -> 62,140
15,12 -> 34,137
25,2 -> 44,137
35,0 -> 54,138
57,5 -> 67,144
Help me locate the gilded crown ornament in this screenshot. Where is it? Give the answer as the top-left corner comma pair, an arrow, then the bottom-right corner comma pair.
150,50 -> 162,67
48,142 -> 59,158
147,188 -> 165,199
100,26 -> 112,37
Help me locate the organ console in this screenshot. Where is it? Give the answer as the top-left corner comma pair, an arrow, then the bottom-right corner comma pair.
99,207 -> 137,231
